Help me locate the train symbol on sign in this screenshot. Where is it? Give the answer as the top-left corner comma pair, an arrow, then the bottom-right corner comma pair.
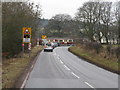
24,29 -> 30,34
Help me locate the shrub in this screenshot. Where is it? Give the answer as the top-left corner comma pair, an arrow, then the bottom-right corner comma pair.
106,45 -> 111,56
92,42 -> 102,54
113,47 -> 120,61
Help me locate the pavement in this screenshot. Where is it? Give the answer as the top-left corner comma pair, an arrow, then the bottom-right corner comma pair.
25,46 -> 118,89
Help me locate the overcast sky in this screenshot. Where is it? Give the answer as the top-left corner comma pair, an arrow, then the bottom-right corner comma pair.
30,0 -> 118,19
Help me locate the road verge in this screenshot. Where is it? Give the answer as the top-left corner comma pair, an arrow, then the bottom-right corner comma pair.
68,46 -> 119,74
2,45 -> 43,88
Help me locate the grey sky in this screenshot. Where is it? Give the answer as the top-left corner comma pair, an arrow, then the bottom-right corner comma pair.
30,0 -> 118,19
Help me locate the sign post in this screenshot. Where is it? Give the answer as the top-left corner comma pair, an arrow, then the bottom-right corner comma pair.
37,38 -> 39,46
28,43 -> 31,57
22,27 -> 32,58
22,43 -> 24,58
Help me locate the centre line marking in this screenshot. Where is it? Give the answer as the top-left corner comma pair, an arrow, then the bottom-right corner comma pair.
85,82 -> 94,89
64,65 -> 70,70
71,72 -> 80,79
60,60 -> 63,64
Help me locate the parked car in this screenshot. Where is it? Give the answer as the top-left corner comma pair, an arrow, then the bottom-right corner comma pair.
44,43 -> 53,52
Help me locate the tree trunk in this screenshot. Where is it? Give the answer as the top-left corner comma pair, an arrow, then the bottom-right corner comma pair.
105,35 -> 109,44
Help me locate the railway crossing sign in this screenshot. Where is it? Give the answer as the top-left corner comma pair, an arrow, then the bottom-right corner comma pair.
22,27 -> 32,43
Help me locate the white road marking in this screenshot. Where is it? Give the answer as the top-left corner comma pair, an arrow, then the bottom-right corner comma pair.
85,82 -> 94,89
21,72 -> 30,88
71,72 -> 80,79
60,60 -> 63,64
31,65 -> 33,69
64,65 -> 70,71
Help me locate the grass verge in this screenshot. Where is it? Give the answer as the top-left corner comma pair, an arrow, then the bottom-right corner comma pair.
68,46 -> 120,74
2,45 -> 43,88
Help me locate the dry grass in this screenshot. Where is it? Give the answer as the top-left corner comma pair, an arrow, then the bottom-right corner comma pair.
69,46 -> 119,74
2,45 -> 43,88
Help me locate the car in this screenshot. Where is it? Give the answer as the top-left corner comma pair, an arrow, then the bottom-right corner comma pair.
51,42 -> 55,49
52,42 -> 58,47
44,43 -> 53,52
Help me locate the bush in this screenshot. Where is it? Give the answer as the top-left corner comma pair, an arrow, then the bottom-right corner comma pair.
92,42 -> 102,54
84,41 -> 93,49
111,47 -> 120,61
106,45 -> 111,56
84,41 -> 102,54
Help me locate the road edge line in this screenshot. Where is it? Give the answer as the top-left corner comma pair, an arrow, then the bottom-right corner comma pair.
21,72 -> 30,88
85,82 -> 94,89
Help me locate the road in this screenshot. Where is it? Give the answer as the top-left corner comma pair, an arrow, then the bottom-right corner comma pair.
25,46 -> 118,89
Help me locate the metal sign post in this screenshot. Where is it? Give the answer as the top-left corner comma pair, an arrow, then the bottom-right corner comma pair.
22,44 -> 24,58
37,38 -> 39,46
28,43 -> 31,57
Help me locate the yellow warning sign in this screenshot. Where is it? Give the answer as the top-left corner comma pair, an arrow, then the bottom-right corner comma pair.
42,35 -> 47,39
22,27 -> 32,43
22,27 -> 32,34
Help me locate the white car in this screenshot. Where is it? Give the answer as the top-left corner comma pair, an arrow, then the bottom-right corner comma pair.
44,43 -> 53,52
53,42 -> 58,47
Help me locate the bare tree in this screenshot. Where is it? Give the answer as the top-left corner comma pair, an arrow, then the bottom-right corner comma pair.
75,1 -> 113,43
45,14 -> 74,37
114,1 -> 120,44
100,2 -> 112,44
76,1 -> 102,41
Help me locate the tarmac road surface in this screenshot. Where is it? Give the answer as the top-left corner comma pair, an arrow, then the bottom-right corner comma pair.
25,46 -> 118,89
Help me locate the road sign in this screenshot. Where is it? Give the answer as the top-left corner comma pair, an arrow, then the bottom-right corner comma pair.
42,35 -> 47,39
22,44 -> 24,47
22,27 -> 32,43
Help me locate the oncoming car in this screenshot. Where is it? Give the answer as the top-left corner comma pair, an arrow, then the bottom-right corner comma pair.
44,43 -> 53,52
